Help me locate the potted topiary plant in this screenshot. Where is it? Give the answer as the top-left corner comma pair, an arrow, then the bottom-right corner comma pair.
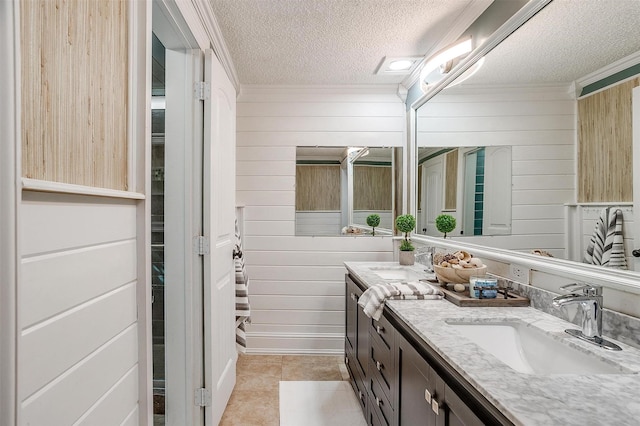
395,214 -> 416,265
366,213 -> 381,236
435,214 -> 456,238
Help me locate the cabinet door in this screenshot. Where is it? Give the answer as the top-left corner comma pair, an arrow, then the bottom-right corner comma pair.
396,334 -> 439,426
442,384 -> 484,426
345,275 -> 359,353
356,295 -> 370,378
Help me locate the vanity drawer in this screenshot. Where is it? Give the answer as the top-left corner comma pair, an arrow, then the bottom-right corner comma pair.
369,334 -> 394,404
371,313 -> 394,350
369,374 -> 393,426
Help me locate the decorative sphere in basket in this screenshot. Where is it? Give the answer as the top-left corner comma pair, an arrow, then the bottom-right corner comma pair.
433,264 -> 487,284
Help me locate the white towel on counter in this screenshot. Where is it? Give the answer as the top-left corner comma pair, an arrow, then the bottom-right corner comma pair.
584,207 -> 627,270
358,281 -> 443,320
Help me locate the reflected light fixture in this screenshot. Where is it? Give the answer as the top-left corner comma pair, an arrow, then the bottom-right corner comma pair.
448,56 -> 485,88
349,147 -> 370,163
419,37 -> 476,93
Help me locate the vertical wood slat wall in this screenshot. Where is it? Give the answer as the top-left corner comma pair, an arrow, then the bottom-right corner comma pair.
353,165 -> 392,210
21,0 -> 129,190
444,149 -> 458,210
577,77 -> 638,203
295,165 -> 341,211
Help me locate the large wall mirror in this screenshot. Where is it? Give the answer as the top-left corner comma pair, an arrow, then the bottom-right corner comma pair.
296,146 -> 397,236
414,0 -> 640,274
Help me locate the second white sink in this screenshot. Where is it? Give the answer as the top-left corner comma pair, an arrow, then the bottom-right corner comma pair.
446,320 -> 629,375
369,266 -> 423,281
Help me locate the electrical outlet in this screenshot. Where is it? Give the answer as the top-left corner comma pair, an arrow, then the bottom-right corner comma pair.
510,264 -> 530,284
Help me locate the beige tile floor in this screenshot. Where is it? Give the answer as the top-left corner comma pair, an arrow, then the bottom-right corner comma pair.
219,354 -> 348,426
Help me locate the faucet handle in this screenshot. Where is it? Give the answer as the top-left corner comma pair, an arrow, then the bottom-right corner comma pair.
559,283 -> 602,296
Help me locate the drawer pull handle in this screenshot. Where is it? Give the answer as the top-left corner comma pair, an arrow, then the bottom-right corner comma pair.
359,390 -> 363,400
424,389 -> 432,403
376,361 -> 382,371
376,397 -> 382,407
351,293 -> 357,301
345,357 -> 349,364
376,325 -> 384,334
431,398 -> 439,415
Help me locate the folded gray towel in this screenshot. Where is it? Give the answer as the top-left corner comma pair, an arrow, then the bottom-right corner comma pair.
358,281 -> 443,320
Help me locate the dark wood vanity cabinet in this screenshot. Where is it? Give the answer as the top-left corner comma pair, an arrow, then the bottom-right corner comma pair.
345,274 -> 369,413
345,273 -> 508,426
396,332 -> 484,426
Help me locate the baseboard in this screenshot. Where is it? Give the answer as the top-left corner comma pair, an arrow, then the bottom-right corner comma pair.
245,332 -> 344,354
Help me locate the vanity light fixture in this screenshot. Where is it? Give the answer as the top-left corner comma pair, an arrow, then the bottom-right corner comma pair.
376,56 -> 423,75
419,36 -> 476,93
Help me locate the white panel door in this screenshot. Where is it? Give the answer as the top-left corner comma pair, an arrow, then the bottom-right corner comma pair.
423,158 -> 444,236
203,49 -> 237,425
483,146 -> 512,235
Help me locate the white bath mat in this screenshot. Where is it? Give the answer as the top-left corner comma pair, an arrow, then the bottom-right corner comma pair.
279,381 -> 366,426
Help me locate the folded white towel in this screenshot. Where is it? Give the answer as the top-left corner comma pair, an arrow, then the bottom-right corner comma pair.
358,281 -> 443,320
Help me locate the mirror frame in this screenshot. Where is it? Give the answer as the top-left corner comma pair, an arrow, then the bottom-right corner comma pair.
407,0 -> 640,296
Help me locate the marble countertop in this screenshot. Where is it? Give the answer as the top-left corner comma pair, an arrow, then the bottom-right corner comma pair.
344,261 -> 640,426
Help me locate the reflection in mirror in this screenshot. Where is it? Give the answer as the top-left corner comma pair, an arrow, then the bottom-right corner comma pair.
417,146 -> 511,237
415,0 -> 640,271
295,147 -> 395,236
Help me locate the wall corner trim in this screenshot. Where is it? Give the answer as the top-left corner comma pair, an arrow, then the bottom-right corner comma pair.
191,0 -> 240,91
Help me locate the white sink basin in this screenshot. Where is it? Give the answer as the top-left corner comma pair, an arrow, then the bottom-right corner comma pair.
369,267 -> 422,281
446,320 -> 628,375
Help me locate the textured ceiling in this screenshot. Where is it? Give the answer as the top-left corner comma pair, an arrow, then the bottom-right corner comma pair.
462,0 -> 640,86
209,0 -> 480,85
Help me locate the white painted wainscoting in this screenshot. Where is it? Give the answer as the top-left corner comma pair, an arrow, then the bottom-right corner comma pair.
236,86 -> 404,353
417,85 -> 576,257
19,192 -> 141,425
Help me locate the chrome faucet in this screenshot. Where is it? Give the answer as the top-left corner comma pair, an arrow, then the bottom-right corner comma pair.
552,283 -> 621,351
415,246 -> 435,273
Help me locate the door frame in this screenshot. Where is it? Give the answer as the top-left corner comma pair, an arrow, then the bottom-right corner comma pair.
152,2 -> 208,425
0,1 -> 19,424
632,86 -> 640,271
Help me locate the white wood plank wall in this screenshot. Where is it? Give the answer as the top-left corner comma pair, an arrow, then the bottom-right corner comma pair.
418,85 -> 576,257
19,192 -> 140,425
237,86 -> 404,353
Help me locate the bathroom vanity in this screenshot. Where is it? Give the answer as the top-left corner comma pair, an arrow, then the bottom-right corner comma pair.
344,262 -> 640,426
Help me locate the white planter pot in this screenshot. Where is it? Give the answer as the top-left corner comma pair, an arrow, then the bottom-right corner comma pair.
399,250 -> 415,266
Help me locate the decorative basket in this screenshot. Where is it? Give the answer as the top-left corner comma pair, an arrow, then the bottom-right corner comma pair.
433,264 -> 487,284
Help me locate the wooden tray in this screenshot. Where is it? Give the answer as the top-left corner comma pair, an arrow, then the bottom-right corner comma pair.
438,283 -> 530,307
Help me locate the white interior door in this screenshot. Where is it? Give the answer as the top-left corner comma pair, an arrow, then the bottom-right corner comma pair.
483,146 -> 512,236
203,48 -> 237,425
423,158 -> 444,236
632,87 -> 640,271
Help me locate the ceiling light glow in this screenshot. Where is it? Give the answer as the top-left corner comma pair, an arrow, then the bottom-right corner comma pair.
388,60 -> 414,71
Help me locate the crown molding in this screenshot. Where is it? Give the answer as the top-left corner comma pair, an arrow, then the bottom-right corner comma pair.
401,0 -> 494,89
396,85 -> 408,103
239,84 -> 401,95
190,0 -> 240,91
441,82 -> 572,95
575,50 -> 640,96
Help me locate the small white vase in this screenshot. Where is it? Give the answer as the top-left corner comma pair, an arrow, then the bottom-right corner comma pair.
399,250 -> 415,266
